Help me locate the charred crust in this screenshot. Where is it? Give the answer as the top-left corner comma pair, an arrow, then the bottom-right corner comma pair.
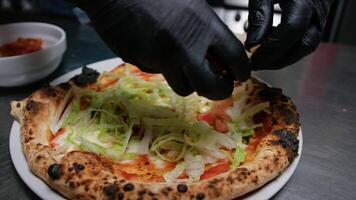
41,87 -> 57,97
161,187 -> 172,196
273,156 -> 280,164
73,163 -> 85,174
58,82 -> 71,90
35,155 -> 43,161
41,83 -> 51,88
148,191 -> 156,198
177,184 -> 188,193
24,136 -> 33,143
258,87 -> 283,102
238,169 -> 249,181
252,175 -> 259,185
48,163 -> 62,180
196,192 -> 206,200
274,105 -> 299,125
72,66 -> 99,86
138,189 -> 146,196
69,181 -> 76,188
271,129 -> 299,162
103,184 -> 119,199
272,118 -> 278,125
117,192 -> 124,200
226,176 -> 234,184
123,183 -> 134,191
65,177 -> 71,184
209,178 -> 222,185
281,95 -> 290,102
26,100 -> 38,111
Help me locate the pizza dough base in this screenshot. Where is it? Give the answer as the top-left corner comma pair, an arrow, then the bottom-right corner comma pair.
10,70 -> 299,200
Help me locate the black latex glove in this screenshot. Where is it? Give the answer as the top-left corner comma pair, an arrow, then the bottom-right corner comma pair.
245,0 -> 333,70
70,0 -> 251,100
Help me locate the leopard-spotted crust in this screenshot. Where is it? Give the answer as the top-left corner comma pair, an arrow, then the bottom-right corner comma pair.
10,69 -> 300,200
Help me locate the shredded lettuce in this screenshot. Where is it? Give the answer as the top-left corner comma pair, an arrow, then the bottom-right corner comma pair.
151,133 -> 187,162
163,162 -> 185,183
58,66 -> 270,182
63,100 -> 80,127
236,102 -> 270,122
137,127 -> 153,154
231,146 -> 246,170
184,153 -> 204,181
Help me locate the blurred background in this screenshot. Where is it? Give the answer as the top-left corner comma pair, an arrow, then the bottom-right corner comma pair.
0,0 -> 355,45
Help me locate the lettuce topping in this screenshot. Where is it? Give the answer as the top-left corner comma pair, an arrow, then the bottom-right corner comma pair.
55,66 -> 270,182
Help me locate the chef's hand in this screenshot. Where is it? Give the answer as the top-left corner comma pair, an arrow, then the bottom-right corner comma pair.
70,0 -> 251,100
245,0 -> 333,70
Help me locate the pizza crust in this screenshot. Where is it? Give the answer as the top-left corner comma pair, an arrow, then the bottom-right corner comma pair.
10,69 -> 299,200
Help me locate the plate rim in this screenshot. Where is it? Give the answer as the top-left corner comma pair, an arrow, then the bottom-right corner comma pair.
9,57 -> 303,200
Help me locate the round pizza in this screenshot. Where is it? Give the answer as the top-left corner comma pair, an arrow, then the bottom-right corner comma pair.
10,63 -> 300,200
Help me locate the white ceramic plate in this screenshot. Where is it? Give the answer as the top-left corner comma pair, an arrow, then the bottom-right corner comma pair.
9,58 -> 303,200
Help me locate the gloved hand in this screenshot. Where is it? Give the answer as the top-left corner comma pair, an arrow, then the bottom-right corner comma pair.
70,0 -> 251,100
245,0 -> 333,70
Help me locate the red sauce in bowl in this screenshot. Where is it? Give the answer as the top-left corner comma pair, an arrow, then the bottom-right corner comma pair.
0,37 -> 43,57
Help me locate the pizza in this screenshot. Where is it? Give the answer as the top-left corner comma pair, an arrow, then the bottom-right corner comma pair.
10,63 -> 300,200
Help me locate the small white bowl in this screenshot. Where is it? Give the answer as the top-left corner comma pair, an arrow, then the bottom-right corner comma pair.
0,22 -> 66,87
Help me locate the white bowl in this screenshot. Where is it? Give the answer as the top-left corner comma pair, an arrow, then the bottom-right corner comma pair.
0,22 -> 66,87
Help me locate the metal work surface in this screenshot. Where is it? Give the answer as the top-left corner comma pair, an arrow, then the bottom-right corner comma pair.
1,15 -> 356,200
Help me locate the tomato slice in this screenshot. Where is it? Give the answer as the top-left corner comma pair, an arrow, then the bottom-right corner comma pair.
201,162 -> 230,180
245,112 -> 273,160
99,75 -> 118,88
178,172 -> 189,179
120,171 -> 136,180
130,66 -> 155,80
215,118 -> 229,133
197,112 -> 213,124
197,97 -> 233,133
213,97 -> 233,111
49,128 -> 66,148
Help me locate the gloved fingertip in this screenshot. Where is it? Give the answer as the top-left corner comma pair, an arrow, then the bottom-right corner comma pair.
250,52 -> 273,70
198,80 -> 233,100
245,0 -> 274,51
166,80 -> 194,97
236,68 -> 251,82
161,68 -> 194,97
174,87 -> 194,97
182,58 -> 235,100
245,28 -> 263,52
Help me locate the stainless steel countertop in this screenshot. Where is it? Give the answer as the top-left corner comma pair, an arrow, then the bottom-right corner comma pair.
1,15 -> 356,200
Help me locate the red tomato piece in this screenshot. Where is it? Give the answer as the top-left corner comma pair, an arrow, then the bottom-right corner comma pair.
201,162 -> 230,180
215,118 -> 229,133
197,112 -> 213,124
